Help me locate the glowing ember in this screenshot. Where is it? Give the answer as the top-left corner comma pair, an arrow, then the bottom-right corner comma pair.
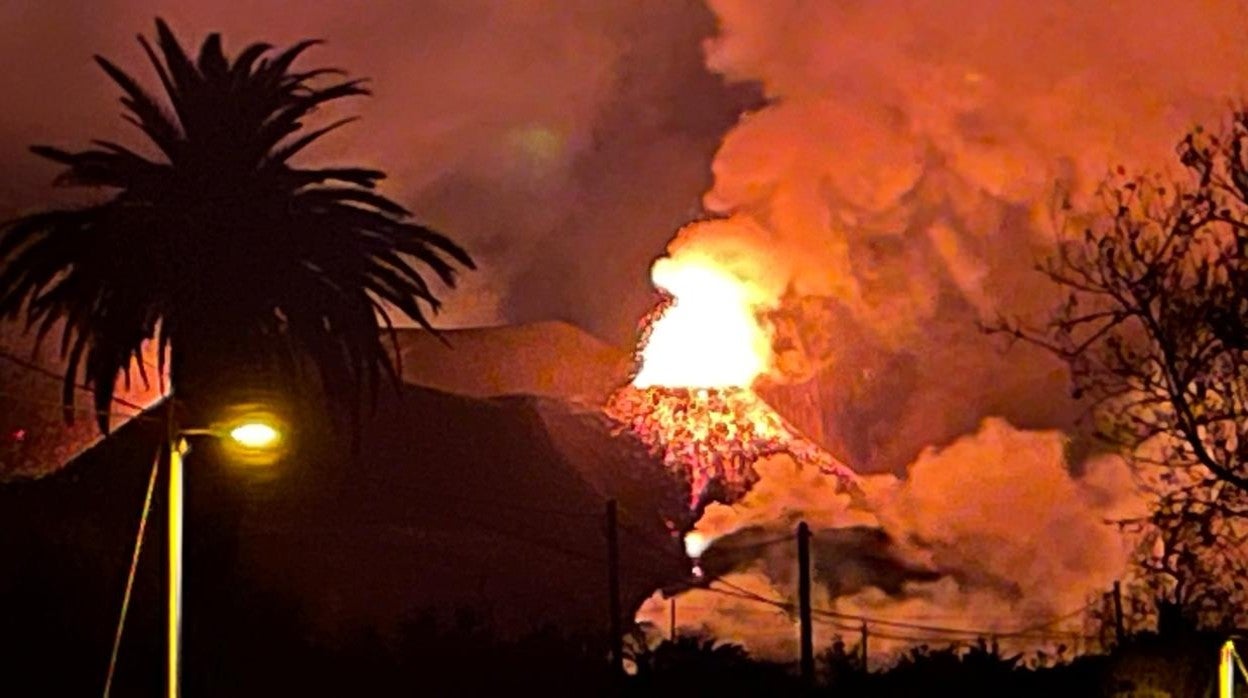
606,385 -> 855,509
607,254 -> 857,511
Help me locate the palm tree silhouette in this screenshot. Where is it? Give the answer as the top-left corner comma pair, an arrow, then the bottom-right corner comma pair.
0,18 -> 474,433
0,20 -> 476,692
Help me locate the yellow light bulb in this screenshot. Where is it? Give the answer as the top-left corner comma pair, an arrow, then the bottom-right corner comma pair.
229,422 -> 281,449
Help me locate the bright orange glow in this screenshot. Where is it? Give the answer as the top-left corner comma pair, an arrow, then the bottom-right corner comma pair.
607,385 -> 855,509
632,257 -> 770,389
607,253 -> 856,513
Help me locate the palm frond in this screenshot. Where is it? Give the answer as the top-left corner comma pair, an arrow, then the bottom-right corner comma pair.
267,117 -> 358,166
0,18 -> 475,434
196,34 -> 228,79
91,56 -> 183,159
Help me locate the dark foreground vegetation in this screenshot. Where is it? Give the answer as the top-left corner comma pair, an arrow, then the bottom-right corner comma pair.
1,562 -> 1235,698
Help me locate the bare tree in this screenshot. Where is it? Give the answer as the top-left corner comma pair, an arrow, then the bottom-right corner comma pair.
992,110 -> 1248,628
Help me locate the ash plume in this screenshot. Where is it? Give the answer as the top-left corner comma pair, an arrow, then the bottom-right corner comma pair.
677,0 -> 1248,472
638,0 -> 1244,660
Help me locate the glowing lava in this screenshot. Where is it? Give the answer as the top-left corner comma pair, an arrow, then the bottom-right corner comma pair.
632,257 -> 771,389
606,255 -> 857,511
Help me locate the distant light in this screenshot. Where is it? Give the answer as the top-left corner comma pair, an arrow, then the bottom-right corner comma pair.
684,531 -> 710,558
228,422 -> 281,449
509,124 -> 563,165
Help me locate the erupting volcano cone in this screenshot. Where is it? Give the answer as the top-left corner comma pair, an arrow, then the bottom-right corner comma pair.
605,255 -> 857,511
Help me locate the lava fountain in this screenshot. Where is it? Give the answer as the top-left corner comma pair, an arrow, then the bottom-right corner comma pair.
605,252 -> 857,512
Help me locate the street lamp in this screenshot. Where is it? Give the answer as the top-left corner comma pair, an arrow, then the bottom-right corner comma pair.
168,411 -> 285,698
229,422 -> 281,449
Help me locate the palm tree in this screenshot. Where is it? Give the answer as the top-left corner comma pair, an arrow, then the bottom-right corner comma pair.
0,18 -> 474,434
0,20 -> 475,692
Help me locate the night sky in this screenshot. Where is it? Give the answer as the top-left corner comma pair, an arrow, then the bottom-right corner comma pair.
0,0 -> 754,344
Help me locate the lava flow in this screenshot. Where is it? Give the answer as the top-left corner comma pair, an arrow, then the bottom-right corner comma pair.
605,254 -> 856,511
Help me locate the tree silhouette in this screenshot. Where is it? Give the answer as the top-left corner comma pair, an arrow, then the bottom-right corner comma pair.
991,109 -> 1248,628
0,18 -> 473,432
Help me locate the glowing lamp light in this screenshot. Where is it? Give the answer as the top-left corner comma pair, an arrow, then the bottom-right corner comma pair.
229,421 -> 282,449
684,531 -> 710,559
166,408 -> 285,697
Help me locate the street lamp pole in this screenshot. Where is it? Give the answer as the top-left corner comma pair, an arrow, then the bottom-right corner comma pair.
167,437 -> 185,698
165,418 -> 281,698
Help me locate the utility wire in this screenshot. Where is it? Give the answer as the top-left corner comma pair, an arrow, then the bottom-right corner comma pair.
630,533 -> 1081,642
0,347 -> 149,412
406,488 -> 602,521
618,524 -> 1087,644
706,576 -> 1095,642
1010,600 -> 1099,635
102,449 -> 160,698
554,505 -> 1100,644
1232,641 -> 1248,681
710,534 -> 793,553
0,388 -> 153,423
808,605 -> 1091,641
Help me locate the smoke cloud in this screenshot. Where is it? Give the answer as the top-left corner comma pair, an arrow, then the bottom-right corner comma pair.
638,419 -> 1144,661
657,0 -> 1248,472
635,0 -> 1247,660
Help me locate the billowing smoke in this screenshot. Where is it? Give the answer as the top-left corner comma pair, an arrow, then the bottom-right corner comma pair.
637,420 -> 1144,660
674,0 -> 1248,472
634,0 -> 1247,661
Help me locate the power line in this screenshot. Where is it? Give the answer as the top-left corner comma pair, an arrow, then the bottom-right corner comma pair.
1011,600 -> 1099,635
710,578 -> 792,610
702,576 -> 1094,643
0,347 -> 149,413
406,488 -> 602,521
624,526 -> 1098,644
808,605 -> 1089,641
103,449 -> 160,698
693,584 -> 1017,646
0,388 -> 153,423
708,534 -> 794,553
622,527 -> 1084,643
